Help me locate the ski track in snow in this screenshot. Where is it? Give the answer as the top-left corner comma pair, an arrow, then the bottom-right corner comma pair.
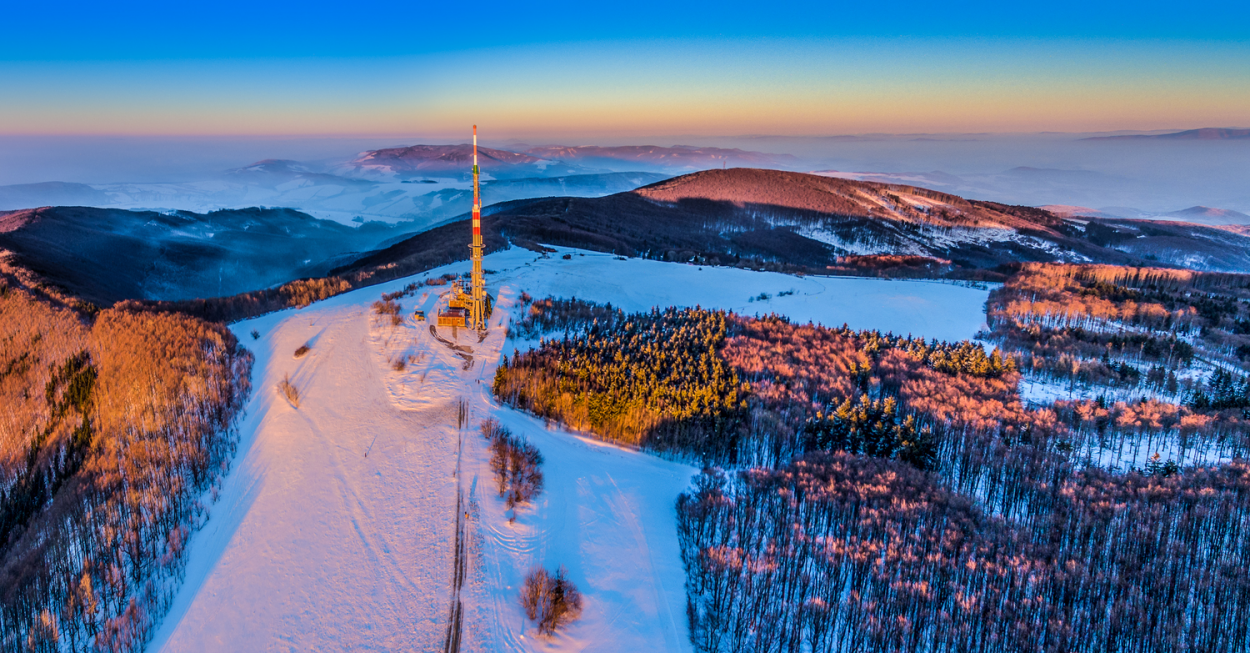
151,246 -> 991,652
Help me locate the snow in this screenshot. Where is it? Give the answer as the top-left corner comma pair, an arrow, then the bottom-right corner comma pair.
151,247 -> 991,652
1019,374 -> 1187,408
487,247 -> 991,343
1081,430 -> 1232,472
463,410 -> 693,652
794,225 -> 907,256
150,301 -> 458,651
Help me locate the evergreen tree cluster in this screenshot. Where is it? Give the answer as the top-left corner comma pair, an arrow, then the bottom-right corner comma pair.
1189,367 -> 1250,411
803,396 -> 938,471
895,335 -> 1014,378
495,306 -> 745,458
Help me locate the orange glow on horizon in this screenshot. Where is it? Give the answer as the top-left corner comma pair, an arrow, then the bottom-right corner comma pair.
2,39 -> 1247,137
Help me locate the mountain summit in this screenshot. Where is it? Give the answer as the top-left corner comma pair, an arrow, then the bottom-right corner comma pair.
1162,205 -> 1250,225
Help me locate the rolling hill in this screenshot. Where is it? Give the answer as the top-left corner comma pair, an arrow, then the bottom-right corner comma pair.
408,171 -> 670,226
0,182 -> 111,210
1162,205 -> 1250,225
334,169 -> 1250,285
0,206 -> 398,305
9,169 -> 1248,325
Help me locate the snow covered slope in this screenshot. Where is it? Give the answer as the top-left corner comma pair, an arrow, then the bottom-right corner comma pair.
151,248 -> 990,651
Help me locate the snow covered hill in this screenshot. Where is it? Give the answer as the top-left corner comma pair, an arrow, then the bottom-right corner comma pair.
151,248 -> 991,651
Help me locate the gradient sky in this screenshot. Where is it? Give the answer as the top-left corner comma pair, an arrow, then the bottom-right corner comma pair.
2,0 -> 1248,137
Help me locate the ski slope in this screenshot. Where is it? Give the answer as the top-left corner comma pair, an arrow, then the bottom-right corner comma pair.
151,247 -> 991,652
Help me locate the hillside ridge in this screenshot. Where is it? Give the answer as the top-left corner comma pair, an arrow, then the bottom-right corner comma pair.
330,168 -> 1250,286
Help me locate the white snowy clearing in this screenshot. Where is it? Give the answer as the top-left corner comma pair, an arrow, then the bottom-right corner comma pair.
149,247 -> 990,652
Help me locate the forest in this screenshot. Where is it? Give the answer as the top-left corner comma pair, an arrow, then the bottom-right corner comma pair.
0,275 -> 252,651
677,453 -> 1250,652
496,289 -> 1250,652
495,297 -> 1014,467
985,263 -> 1250,397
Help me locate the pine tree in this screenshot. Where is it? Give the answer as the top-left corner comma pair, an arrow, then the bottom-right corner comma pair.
897,417 -> 937,471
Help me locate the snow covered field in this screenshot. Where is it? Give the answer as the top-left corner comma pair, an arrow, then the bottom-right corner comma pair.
488,247 -> 992,342
151,247 -> 991,652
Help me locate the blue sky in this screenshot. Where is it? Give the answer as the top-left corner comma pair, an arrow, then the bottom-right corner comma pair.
6,0 -> 1248,60
2,1 -> 1247,136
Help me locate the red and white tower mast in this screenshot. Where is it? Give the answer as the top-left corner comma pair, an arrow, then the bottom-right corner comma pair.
469,125 -> 487,331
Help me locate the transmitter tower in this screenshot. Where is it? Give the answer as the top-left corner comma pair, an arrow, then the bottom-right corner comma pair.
468,125 -> 487,331
435,126 -> 490,332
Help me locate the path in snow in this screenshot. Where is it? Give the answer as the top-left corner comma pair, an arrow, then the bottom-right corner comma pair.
151,302 -> 459,651
372,273 -> 696,652
152,246 -> 991,652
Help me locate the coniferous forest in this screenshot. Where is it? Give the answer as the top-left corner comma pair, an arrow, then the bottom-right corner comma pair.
494,286 -> 1250,652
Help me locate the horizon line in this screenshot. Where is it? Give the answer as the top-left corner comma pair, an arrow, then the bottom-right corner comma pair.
2,127 -> 1247,140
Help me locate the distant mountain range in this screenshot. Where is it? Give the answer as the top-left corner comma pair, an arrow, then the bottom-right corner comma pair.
336,144 -> 575,180
336,143 -> 797,180
1083,128 -> 1250,141
1040,204 -> 1250,226
0,144 -> 795,224
0,166 -> 672,227
0,182 -> 111,209
409,171 -> 669,225
522,144 -> 796,171
1162,205 -> 1250,225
